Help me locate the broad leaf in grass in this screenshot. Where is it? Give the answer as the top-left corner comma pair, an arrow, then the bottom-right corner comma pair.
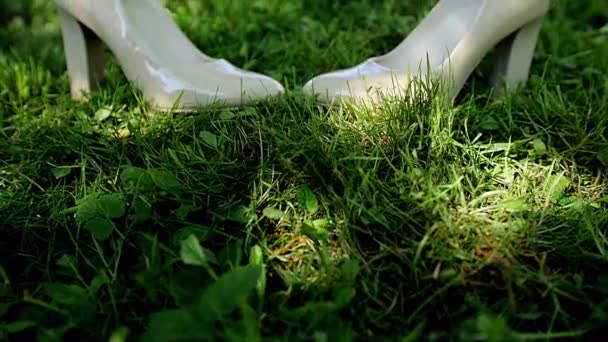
4,321 -> 36,334
248,245 -> 266,298
51,166 -> 71,179
199,131 -> 218,149
97,194 -> 125,218
263,206 -> 287,219
75,195 -> 102,224
120,166 -> 155,192
85,217 -> 115,240
143,309 -> 205,342
148,169 -> 181,192
133,198 -> 152,222
45,283 -> 90,307
547,174 -> 570,204
180,234 -> 218,266
298,185 -> 319,214
197,266 -> 262,321
94,107 -> 112,122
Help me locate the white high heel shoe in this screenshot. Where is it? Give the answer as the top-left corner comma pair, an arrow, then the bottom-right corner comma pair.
55,0 -> 285,110
303,0 -> 550,107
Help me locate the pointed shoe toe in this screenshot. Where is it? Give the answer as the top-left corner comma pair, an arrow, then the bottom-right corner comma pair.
237,70 -> 286,102
303,59 -> 414,107
203,58 -> 285,103
145,59 -> 286,110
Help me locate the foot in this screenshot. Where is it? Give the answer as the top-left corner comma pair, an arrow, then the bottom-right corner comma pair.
303,0 -> 549,107
56,0 -> 285,110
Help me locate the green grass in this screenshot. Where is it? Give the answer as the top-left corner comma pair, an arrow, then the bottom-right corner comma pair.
1,0 -> 608,340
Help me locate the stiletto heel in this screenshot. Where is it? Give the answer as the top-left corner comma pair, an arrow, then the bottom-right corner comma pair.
491,17 -> 545,97
56,6 -> 105,100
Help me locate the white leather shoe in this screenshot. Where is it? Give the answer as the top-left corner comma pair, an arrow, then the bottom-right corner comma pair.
55,0 -> 285,110
303,0 -> 550,107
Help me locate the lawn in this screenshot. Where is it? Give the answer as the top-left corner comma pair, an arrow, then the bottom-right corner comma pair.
1,0 -> 608,341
